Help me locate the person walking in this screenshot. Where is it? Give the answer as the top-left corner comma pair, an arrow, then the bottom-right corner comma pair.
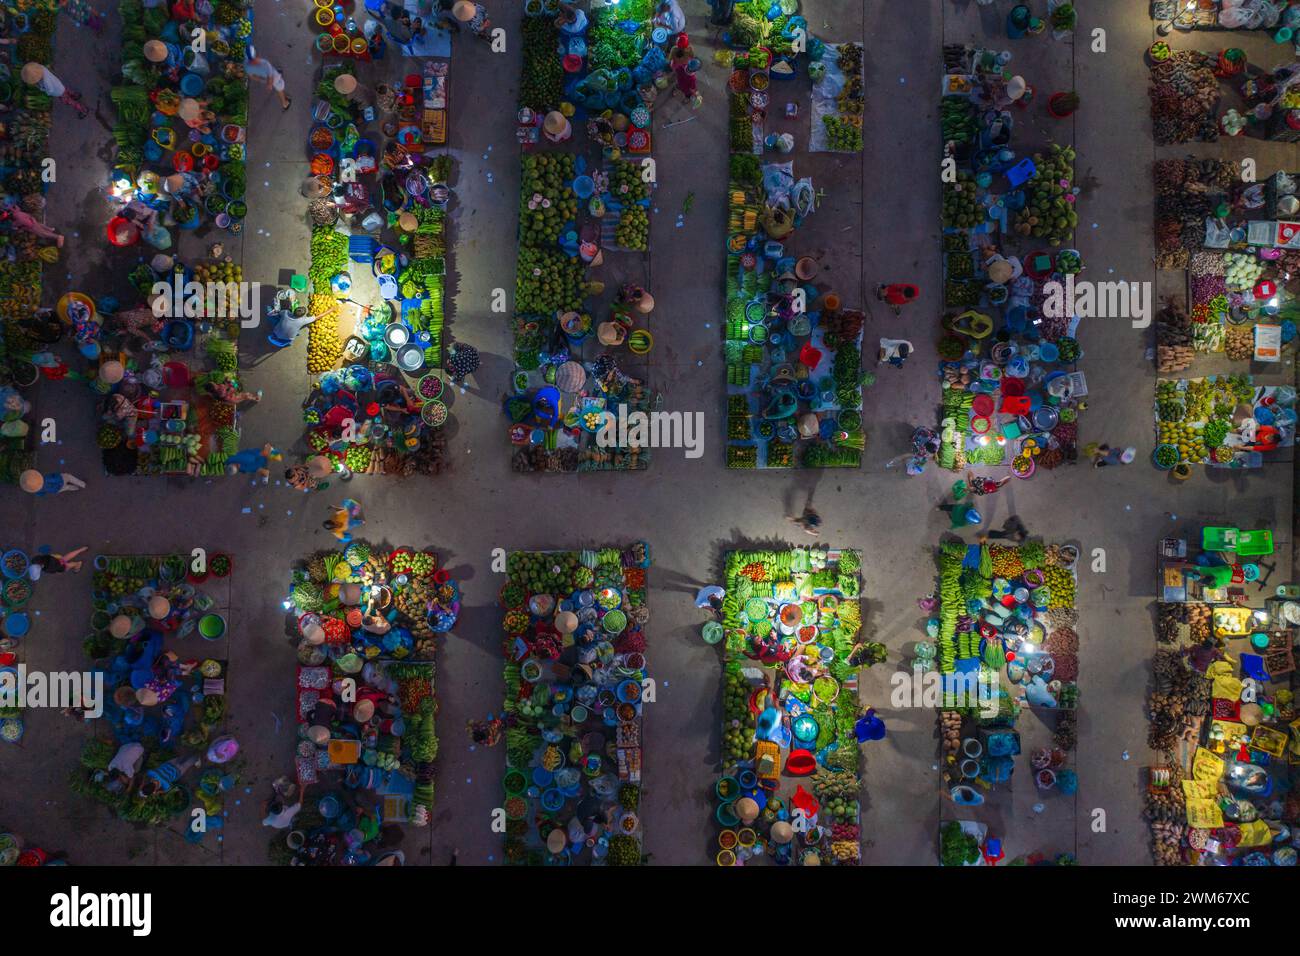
878,338 -> 914,368
225,443 -> 282,482
324,499 -> 365,543
1090,443 -> 1135,468
245,47 -> 291,111
938,500 -> 982,529
20,62 -> 88,118
452,1 -> 492,38
28,547 -> 89,577
285,464 -> 320,492
875,282 -> 919,314
672,58 -> 700,107
19,469 -> 86,496
789,506 -> 823,537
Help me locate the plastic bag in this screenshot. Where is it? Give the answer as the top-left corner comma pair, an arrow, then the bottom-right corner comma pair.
1219,0 -> 1266,30
1205,217 -> 1232,248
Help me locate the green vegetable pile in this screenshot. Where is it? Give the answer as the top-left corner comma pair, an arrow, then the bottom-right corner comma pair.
518,15 -> 564,112
1014,143 -> 1078,245
515,247 -> 585,314
505,550 -> 582,594
309,227 -> 349,292
519,154 -> 577,245
942,171 -> 983,229
607,834 -> 643,866
940,821 -> 980,866
616,205 -> 649,251
941,97 -> 977,145
723,666 -> 756,765
822,115 -> 863,152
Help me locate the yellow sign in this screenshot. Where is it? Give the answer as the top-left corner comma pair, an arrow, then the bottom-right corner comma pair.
1182,778 -> 1217,801
1192,747 -> 1225,782
1238,819 -> 1272,847
1186,798 -> 1224,829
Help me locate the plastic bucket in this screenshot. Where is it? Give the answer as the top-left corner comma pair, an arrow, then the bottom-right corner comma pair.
504,769 -> 527,796
3,612 -> 30,638
715,775 -> 739,802
198,613 -> 226,640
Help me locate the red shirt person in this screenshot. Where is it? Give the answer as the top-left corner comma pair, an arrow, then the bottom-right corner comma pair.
877,283 -> 919,306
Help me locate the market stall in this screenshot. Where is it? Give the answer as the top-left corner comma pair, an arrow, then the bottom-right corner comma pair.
73,553 -> 234,831
931,538 -> 1081,862
937,45 -> 1086,476
1147,37 -> 1300,144
107,0 -> 252,246
808,42 -> 864,154
71,0 -> 258,477
1147,527 -> 1298,866
720,3 -> 867,470
299,62 -> 458,477
0,826 -> 63,866
72,274 -> 254,477
1155,161 -> 1300,372
504,4 -> 664,474
0,546 -> 40,745
279,541 -> 457,863
1152,0 -> 1300,33
499,543 -> 650,865
712,546 -> 866,865
0,3 -> 61,484
1153,375 -> 1295,472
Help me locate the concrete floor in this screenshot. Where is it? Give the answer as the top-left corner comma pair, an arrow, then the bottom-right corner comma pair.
0,1 -> 1295,865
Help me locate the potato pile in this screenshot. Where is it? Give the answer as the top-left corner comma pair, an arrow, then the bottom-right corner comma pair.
1148,649 -> 1210,752
1225,324 -> 1253,362
1146,792 -> 1187,866
1156,301 -> 1193,373
940,710 -> 962,761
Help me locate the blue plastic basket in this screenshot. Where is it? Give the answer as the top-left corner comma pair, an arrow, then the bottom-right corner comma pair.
1,550 -> 29,580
